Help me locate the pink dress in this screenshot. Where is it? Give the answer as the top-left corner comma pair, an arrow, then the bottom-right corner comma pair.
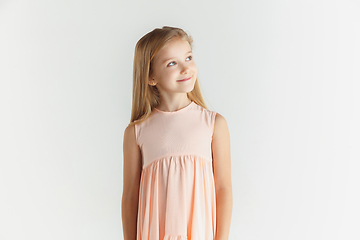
134,101 -> 217,240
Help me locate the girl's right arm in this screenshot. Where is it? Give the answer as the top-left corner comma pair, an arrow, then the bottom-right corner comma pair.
122,124 -> 142,240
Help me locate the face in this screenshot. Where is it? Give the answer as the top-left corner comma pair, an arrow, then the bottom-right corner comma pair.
149,38 -> 197,96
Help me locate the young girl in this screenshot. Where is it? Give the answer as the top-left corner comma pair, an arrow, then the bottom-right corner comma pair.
122,26 -> 232,240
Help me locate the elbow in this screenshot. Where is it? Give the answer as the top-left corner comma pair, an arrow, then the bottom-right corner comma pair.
122,192 -> 139,204
121,194 -> 139,214
215,186 -> 233,200
215,185 -> 232,193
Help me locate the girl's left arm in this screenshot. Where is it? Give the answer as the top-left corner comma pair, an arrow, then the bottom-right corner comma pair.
212,113 -> 233,240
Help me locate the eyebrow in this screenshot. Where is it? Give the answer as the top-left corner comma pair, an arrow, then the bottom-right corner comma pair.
161,51 -> 193,65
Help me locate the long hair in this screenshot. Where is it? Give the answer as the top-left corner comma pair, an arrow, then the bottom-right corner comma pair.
129,26 -> 208,125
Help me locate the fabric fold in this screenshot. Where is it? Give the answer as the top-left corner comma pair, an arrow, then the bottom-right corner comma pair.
137,155 -> 216,240
163,235 -> 188,240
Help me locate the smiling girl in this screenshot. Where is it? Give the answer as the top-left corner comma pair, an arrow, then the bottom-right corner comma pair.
122,26 -> 232,240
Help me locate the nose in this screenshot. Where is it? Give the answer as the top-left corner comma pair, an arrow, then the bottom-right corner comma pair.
180,64 -> 189,74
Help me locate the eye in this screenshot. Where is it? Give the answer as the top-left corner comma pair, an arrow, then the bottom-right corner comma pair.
167,61 -> 176,67
186,55 -> 192,61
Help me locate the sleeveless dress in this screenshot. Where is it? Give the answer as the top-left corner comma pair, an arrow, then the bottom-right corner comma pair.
134,101 -> 217,240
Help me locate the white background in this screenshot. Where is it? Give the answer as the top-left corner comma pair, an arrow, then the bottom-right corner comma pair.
1,0 -> 359,239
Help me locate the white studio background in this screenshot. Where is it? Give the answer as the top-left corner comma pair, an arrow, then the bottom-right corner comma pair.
0,0 -> 359,240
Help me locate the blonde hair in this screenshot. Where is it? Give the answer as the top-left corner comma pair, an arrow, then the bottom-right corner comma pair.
129,26 -> 208,125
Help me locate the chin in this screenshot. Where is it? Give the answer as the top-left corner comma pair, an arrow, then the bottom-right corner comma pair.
185,84 -> 196,93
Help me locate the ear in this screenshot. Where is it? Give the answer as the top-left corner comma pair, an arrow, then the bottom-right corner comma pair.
148,74 -> 157,86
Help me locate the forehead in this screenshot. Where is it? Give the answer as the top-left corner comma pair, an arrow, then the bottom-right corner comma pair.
154,39 -> 192,62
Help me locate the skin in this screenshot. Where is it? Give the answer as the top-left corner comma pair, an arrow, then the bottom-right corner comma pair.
122,123 -> 141,240
149,38 -> 197,112
212,113 -> 233,240
122,37 -> 232,240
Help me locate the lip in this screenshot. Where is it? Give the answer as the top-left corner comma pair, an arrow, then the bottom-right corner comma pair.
177,76 -> 192,82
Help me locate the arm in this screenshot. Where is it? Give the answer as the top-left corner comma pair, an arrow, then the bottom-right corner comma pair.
212,113 -> 233,240
122,124 -> 142,240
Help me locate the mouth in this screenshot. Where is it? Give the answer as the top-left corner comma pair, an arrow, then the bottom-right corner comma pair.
177,76 -> 192,82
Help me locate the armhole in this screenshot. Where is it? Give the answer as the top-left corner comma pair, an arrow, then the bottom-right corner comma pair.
134,122 -> 139,147
211,112 -> 217,139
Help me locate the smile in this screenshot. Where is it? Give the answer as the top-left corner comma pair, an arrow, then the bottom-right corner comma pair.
177,76 -> 192,82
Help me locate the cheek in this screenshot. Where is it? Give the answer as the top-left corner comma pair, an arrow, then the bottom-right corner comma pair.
160,69 -> 176,81
190,61 -> 197,69
168,68 -> 179,76
191,64 -> 198,73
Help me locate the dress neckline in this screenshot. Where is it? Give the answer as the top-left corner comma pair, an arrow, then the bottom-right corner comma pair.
154,101 -> 194,114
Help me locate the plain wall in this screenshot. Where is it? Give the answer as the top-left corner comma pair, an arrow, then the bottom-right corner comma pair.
0,0 -> 359,239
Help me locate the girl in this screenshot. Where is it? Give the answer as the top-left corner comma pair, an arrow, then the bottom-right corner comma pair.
122,26 -> 232,240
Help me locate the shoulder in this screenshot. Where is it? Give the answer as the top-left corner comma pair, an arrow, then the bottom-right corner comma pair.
123,123 -> 137,143
213,113 -> 229,137
124,122 -> 135,134
214,112 -> 227,124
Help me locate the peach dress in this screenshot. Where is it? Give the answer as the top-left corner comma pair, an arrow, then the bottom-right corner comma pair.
134,101 -> 217,240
